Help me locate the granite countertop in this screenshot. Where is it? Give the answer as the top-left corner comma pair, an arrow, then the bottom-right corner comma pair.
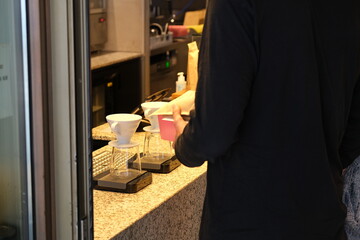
92,123 -> 116,141
91,51 -> 143,70
92,131 -> 207,239
93,162 -> 207,239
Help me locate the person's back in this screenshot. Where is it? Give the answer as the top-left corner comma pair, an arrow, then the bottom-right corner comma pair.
173,0 -> 360,239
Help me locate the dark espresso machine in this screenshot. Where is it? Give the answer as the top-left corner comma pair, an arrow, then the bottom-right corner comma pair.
150,0 -> 173,32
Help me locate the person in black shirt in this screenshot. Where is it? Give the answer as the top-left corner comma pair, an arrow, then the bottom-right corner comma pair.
173,0 -> 360,239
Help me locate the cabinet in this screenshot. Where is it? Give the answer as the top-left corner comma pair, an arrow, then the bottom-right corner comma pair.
91,58 -> 142,127
150,39 -> 190,94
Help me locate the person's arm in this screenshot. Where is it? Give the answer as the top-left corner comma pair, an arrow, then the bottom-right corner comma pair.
340,78 -> 360,169
174,0 -> 258,167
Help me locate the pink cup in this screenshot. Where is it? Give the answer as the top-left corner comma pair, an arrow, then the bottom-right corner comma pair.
158,115 -> 176,141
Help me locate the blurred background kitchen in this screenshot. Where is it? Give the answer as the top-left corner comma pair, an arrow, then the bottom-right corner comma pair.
0,0 -> 208,239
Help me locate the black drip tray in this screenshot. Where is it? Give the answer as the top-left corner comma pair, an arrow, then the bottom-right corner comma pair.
94,171 -> 152,193
130,155 -> 181,173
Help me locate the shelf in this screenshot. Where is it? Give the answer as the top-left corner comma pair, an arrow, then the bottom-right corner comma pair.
150,39 -> 191,57
91,51 -> 143,70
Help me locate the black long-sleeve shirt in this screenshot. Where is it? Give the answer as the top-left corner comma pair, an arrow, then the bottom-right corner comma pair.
175,0 -> 360,239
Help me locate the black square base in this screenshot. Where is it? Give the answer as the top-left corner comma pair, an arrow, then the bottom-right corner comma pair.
94,171 -> 152,193
130,155 -> 181,173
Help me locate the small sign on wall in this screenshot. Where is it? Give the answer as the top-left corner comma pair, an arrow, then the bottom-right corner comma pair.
0,43 -> 13,119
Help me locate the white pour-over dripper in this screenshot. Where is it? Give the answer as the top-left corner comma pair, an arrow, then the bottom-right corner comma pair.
141,101 -> 168,132
106,113 -> 142,145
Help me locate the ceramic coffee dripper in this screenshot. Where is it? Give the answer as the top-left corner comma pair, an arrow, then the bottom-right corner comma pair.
141,101 -> 168,131
106,113 -> 142,145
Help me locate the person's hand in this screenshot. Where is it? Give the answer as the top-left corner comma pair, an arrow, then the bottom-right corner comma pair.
172,104 -> 188,147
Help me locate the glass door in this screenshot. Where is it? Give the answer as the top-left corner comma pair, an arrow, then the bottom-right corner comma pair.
0,0 -> 33,239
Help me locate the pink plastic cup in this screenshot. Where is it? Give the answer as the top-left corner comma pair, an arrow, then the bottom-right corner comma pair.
158,115 -> 176,141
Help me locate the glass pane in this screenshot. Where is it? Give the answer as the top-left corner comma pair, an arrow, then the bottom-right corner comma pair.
0,0 -> 32,239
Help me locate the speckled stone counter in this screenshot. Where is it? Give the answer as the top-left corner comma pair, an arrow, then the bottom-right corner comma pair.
91,51 -> 142,70
93,129 -> 207,240
92,123 -> 117,141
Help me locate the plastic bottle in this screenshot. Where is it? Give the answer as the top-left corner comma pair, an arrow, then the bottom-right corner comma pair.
176,72 -> 186,92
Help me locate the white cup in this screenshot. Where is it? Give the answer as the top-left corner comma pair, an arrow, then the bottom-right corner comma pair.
141,101 -> 168,131
106,114 -> 142,145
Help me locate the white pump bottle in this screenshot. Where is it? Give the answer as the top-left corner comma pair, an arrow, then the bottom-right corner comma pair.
176,72 -> 186,92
